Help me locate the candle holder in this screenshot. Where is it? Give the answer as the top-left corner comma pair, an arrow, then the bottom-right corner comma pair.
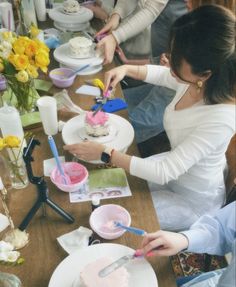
19,138 -> 74,230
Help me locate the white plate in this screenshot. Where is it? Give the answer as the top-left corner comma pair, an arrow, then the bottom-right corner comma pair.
54,43 -> 103,69
62,113 -> 134,163
48,243 -> 158,287
54,21 -> 90,32
59,63 -> 102,76
49,6 -> 93,24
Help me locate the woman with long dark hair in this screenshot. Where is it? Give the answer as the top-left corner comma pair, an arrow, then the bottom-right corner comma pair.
64,5 -> 236,231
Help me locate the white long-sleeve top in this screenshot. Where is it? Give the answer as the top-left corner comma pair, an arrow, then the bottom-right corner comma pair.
130,65 -> 236,214
111,0 -> 167,56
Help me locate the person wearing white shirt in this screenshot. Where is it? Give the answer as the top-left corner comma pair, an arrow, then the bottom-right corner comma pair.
139,202 -> 236,287
64,5 -> 236,231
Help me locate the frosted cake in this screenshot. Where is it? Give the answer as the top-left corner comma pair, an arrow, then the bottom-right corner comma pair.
85,111 -> 110,137
69,36 -> 94,58
79,257 -> 129,287
63,0 -> 80,13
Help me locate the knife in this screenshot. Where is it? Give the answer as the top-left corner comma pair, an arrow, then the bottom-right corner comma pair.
98,253 -> 138,278
99,246 -> 162,278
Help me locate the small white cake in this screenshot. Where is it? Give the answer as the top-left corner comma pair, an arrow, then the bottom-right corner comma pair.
79,257 -> 129,287
69,36 -> 94,58
85,111 -> 110,137
63,0 -> 80,13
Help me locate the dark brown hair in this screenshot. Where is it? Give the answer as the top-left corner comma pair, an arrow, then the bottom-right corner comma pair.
168,5 -> 236,104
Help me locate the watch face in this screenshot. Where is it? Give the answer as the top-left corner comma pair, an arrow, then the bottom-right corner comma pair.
101,152 -> 110,163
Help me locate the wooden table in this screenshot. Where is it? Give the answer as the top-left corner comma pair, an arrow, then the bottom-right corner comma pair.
0,60 -> 176,287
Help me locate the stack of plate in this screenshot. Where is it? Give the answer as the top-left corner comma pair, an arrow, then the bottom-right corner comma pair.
48,5 -> 93,31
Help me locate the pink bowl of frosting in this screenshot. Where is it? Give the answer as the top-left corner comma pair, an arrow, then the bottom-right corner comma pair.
89,204 -> 131,240
50,162 -> 88,192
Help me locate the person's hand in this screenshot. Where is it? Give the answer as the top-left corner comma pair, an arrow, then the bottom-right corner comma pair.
159,53 -> 170,67
63,141 -> 105,161
139,230 -> 189,257
85,4 -> 109,20
96,13 -> 120,36
97,34 -> 117,64
115,46 -> 128,64
104,65 -> 127,91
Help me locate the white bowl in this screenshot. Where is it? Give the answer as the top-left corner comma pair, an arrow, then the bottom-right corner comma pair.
89,204 -> 131,240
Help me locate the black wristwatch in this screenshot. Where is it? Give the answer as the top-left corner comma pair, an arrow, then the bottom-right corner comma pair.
101,147 -> 114,163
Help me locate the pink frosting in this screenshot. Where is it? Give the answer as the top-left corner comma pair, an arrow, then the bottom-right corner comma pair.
86,111 -> 109,126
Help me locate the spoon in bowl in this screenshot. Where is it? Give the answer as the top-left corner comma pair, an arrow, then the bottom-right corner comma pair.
114,221 -> 146,236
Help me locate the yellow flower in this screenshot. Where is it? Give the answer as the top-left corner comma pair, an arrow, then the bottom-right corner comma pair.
12,54 -> 29,71
25,40 -> 38,58
16,70 -> 29,83
30,25 -> 40,38
4,136 -> 21,148
0,137 -> 6,151
27,64 -> 38,78
35,50 -> 50,73
12,36 -> 30,55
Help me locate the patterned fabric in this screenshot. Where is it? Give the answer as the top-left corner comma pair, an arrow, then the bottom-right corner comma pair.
171,252 -> 228,278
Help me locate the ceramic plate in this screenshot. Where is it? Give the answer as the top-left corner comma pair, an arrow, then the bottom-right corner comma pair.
62,113 -> 134,163
54,43 -> 103,69
48,243 -> 158,287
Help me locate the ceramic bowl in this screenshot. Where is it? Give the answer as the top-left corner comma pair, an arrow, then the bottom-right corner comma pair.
89,204 -> 131,240
50,162 -> 88,192
49,68 -> 77,88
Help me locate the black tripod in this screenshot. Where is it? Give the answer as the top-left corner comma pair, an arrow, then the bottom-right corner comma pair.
19,138 -> 74,231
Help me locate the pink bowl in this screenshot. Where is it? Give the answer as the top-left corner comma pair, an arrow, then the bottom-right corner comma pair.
89,204 -> 131,240
49,68 -> 77,88
50,162 -> 88,192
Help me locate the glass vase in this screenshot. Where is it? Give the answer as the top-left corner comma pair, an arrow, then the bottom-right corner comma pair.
0,155 -> 12,190
3,75 -> 39,114
7,157 -> 28,189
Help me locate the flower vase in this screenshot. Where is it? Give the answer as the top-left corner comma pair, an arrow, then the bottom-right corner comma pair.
4,76 -> 38,113
7,157 -> 28,189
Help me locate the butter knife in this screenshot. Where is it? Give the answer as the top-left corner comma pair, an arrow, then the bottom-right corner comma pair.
98,253 -> 138,278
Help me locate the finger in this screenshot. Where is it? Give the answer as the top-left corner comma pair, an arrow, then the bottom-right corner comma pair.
104,73 -> 113,91
141,233 -> 158,248
96,26 -> 109,36
63,144 -> 79,151
143,238 -> 165,255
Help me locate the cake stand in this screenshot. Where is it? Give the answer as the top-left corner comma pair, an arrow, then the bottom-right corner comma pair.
62,114 -> 135,164
53,43 -> 103,76
49,5 -> 93,31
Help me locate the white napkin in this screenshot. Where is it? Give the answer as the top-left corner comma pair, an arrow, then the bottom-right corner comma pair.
57,226 -> 93,254
0,213 -> 9,233
76,85 -> 101,97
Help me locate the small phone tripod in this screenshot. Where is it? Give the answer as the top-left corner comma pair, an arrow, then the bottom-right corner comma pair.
18,138 -> 74,231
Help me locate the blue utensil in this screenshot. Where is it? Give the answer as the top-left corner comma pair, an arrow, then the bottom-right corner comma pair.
48,136 -> 70,184
114,221 -> 146,236
66,64 -> 90,79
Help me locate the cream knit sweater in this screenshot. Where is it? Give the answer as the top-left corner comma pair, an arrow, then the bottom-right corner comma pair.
111,0 -> 168,57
